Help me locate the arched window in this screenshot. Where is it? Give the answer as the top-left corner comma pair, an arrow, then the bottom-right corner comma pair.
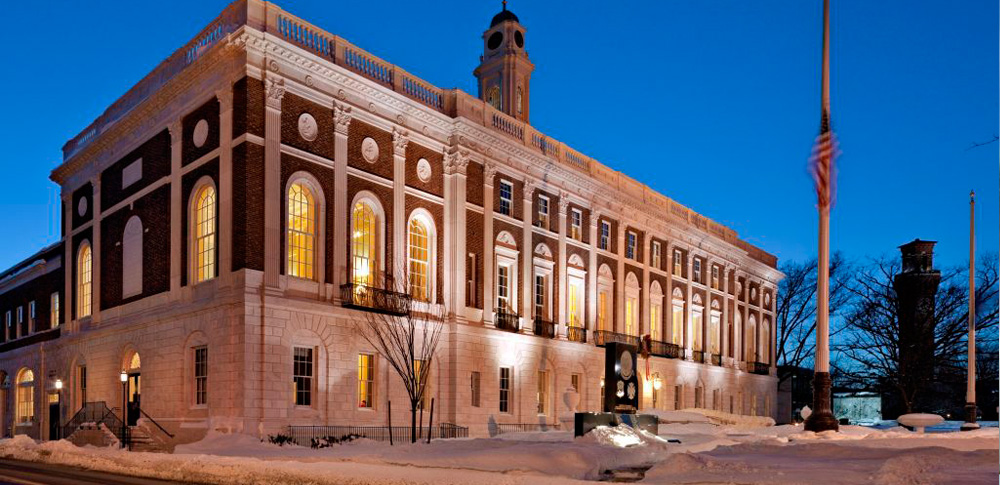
15,368 -> 34,424
747,315 -> 758,362
122,216 -> 143,298
649,281 -> 663,341
351,199 -> 380,287
597,264 -> 614,332
486,85 -> 501,110
709,301 -> 721,355
671,287 -> 684,346
624,273 -> 639,336
691,294 -> 704,352
192,183 -> 217,283
407,214 -> 433,302
761,319 -> 771,365
287,181 -> 317,280
77,242 -> 92,318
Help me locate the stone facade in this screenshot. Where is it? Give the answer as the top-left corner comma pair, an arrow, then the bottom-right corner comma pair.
0,0 -> 781,443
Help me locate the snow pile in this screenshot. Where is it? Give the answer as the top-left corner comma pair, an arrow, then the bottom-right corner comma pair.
645,409 -> 713,424
678,407 -> 776,428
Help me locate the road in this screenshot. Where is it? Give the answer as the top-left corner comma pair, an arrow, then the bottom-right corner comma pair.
0,458 -> 193,485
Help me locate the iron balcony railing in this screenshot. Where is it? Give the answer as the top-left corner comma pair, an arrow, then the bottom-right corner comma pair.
494,310 -> 520,333
692,350 -> 706,363
566,326 -> 587,343
710,353 -> 722,366
340,283 -> 411,316
593,330 -> 640,348
748,361 -> 770,375
650,340 -> 682,359
532,318 -> 556,339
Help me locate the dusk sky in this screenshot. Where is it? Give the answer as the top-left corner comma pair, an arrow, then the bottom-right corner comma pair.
0,0 -> 995,272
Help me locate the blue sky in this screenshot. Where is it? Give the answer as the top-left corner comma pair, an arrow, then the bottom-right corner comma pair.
0,0 -> 995,271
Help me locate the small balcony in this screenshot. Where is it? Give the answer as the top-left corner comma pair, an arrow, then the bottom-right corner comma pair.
710,353 -> 722,366
532,318 -> 556,339
494,310 -> 520,333
692,350 -> 706,363
649,340 -> 682,359
748,361 -> 770,375
340,283 -> 411,316
593,330 -> 640,348
566,326 -> 588,344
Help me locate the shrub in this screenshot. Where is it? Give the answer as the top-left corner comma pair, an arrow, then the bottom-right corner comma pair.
265,433 -> 298,446
310,433 -> 363,449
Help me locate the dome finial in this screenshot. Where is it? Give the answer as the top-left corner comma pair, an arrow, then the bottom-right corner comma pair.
502,0 -> 507,11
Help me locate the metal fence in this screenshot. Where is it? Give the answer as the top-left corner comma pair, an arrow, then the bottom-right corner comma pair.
488,422 -> 561,437
287,423 -> 468,444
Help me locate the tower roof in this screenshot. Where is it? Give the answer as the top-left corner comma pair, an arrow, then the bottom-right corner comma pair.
490,4 -> 519,27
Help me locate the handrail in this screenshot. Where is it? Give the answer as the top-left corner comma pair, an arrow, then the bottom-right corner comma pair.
139,408 -> 175,438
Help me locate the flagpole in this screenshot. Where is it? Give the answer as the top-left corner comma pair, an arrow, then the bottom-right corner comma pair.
961,190 -> 979,430
804,0 -> 839,433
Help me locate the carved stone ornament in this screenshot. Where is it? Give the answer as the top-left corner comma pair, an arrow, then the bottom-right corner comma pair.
443,149 -> 469,175
483,162 -> 499,181
265,77 -> 285,109
523,178 -> 537,197
77,197 -> 88,217
305,75 -> 315,87
361,137 -> 379,163
736,281 -> 743,296
298,113 -> 318,142
558,192 -> 570,213
416,158 -> 432,182
193,119 -> 209,148
392,128 -> 409,155
333,105 -> 352,134
751,287 -> 758,300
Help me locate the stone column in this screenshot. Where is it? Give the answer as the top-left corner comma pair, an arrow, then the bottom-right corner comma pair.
522,180 -> 535,331
263,76 -> 285,289
332,105 -> 352,295
91,178 -> 101,324
556,193 -> 569,334
587,210 -> 598,337
722,265 -> 731,366
444,148 -> 469,315
482,162 -> 497,326
391,128 -> 408,292
62,194 -> 73,332
665,241 -> 674,345
615,218 -> 626,334
641,231 -> 651,336
684,248 -> 693,359
168,120 -> 183,295
217,88 -> 234,279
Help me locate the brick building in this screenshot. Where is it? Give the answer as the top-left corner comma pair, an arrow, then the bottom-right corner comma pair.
0,1 -> 782,443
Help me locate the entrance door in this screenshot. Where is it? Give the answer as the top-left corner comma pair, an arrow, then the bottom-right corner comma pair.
48,394 -> 60,440
127,373 -> 140,426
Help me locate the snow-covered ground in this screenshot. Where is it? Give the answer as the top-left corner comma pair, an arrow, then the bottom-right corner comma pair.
0,418 -> 996,484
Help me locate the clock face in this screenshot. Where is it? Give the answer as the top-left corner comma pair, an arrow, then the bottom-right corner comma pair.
487,31 -> 503,50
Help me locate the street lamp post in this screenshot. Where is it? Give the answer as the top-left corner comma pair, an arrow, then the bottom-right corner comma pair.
119,371 -> 128,449
54,379 -> 63,440
961,191 -> 979,431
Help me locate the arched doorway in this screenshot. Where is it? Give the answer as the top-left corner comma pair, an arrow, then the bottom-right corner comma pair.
125,352 -> 141,426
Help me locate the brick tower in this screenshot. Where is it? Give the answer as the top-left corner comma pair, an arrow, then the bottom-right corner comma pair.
893,239 -> 941,414
474,1 -> 534,123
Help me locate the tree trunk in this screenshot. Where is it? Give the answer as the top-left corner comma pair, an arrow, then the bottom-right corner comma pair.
410,403 -> 417,444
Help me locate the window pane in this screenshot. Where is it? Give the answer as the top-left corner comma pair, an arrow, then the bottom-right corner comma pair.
194,347 -> 208,405
194,186 -> 217,283
358,354 -> 374,408
293,347 -> 313,406
499,367 -> 510,413
78,244 -> 92,318
287,182 -> 316,280
408,219 -> 430,301
352,202 -> 378,287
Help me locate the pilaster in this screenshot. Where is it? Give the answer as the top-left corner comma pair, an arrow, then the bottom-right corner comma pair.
556,193 -> 569,333
444,148 -> 469,316
615,218 -> 625,334
62,194 -> 73,333
641,231 -> 651,336
332,104 -> 352,294
90,178 -> 101,324
482,162 -> 496,326
168,120 -> 183,295
217,88 -> 234,279
522,179 -> 534,328
587,211 -> 598,336
684,247 -> 693,359
263,76 -> 285,289
392,128 -> 408,292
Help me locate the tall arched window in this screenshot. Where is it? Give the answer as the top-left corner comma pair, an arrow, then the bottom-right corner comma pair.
122,216 -> 143,298
761,319 -> 771,365
649,281 -> 663,341
407,215 -> 431,301
624,273 -> 639,336
287,181 -> 317,280
671,287 -> 685,346
747,315 -> 758,362
15,368 -> 34,424
709,302 -> 721,356
192,183 -> 217,283
77,242 -> 92,318
351,200 -> 379,287
691,294 -> 704,351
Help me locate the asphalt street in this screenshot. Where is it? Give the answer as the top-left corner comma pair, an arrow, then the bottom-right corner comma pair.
0,459 -> 193,485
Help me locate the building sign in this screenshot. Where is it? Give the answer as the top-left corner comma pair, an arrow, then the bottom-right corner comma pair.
603,342 -> 639,413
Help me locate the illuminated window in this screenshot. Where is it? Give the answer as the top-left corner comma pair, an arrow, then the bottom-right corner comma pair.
624,273 -> 639,336
497,264 -> 511,310
711,266 -> 720,290
50,293 -> 59,328
568,280 -> 582,327
693,259 -> 702,283
599,221 -> 611,250
77,242 -> 92,318
15,369 -> 34,424
673,250 -> 682,276
122,216 -> 143,297
761,319 -> 771,365
192,184 -> 217,283
571,374 -> 580,393
710,312 -> 721,355
408,217 -> 431,301
692,307 -> 703,351
287,181 -> 316,280
293,347 -> 313,406
358,353 -> 375,408
626,232 -> 637,260
194,346 -> 207,406
499,367 -> 511,413
650,282 -> 663,341
351,200 -> 379,287
534,274 -> 546,319
16,307 -> 23,338
537,370 -> 548,415
598,291 -> 608,331
570,209 -> 582,240
537,195 -> 549,228
671,303 -> 684,346
651,242 -> 661,269
498,180 -> 513,216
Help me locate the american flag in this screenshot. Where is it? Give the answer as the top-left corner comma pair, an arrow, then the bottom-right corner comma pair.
809,109 -> 838,209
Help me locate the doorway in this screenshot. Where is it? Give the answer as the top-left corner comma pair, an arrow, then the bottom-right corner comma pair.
127,373 -> 140,426
48,393 -> 60,440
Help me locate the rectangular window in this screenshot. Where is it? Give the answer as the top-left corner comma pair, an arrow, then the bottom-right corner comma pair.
194,346 -> 208,406
651,242 -> 661,269
471,371 -> 481,407
599,221 -> 611,250
50,293 -> 59,328
499,367 -> 511,413
672,304 -> 684,345
498,180 -> 513,216
626,232 -> 636,260
358,353 -> 374,408
693,259 -> 702,283
568,281 -> 581,327
16,307 -> 23,338
674,385 -> 683,410
625,297 -> 637,336
534,274 -> 545,319
537,370 -> 548,415
711,266 -> 720,290
497,264 -> 511,311
4,311 -> 10,340
293,347 -> 313,406
537,195 -> 549,228
673,250 -> 682,276
598,292 -> 608,331
466,253 -> 477,307
571,374 -> 580,393
570,209 -> 582,240
27,302 -> 35,334
79,366 -> 87,404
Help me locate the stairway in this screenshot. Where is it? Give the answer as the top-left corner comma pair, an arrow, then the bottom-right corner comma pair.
128,425 -> 168,452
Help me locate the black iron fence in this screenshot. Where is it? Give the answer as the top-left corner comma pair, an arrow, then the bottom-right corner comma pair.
494,310 -> 520,333
287,423 -> 468,444
488,422 -> 561,437
566,326 -> 587,343
594,330 -> 640,347
340,283 -> 411,315
649,340 -> 682,359
63,401 -> 124,442
532,318 -> 556,338
748,361 -> 770,375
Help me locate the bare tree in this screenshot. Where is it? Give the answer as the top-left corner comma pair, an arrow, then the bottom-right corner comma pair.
352,278 -> 444,443
775,253 -> 850,386
834,255 -> 999,414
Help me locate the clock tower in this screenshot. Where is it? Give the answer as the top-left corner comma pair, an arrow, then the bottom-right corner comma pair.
474,2 -> 534,123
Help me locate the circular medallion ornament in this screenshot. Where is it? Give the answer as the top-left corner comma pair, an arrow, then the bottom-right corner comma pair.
620,350 -> 634,380
77,197 -> 88,217
751,287 -> 758,300
298,113 -> 318,142
193,119 -> 209,148
416,158 -> 432,182
361,137 -> 379,163
765,293 -> 771,307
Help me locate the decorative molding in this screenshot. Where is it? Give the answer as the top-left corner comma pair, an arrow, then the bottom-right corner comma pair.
558,191 -> 570,213
215,88 -> 234,111
496,231 -> 516,247
568,254 -> 585,268
533,243 -> 553,258
193,119 -> 210,147
483,161 -> 498,182
264,76 -> 285,109
361,137 -> 379,163
392,127 -> 409,155
672,287 -> 684,300
333,104 -> 352,134
523,178 -> 537,198
443,148 -> 469,175
168,120 -> 183,142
